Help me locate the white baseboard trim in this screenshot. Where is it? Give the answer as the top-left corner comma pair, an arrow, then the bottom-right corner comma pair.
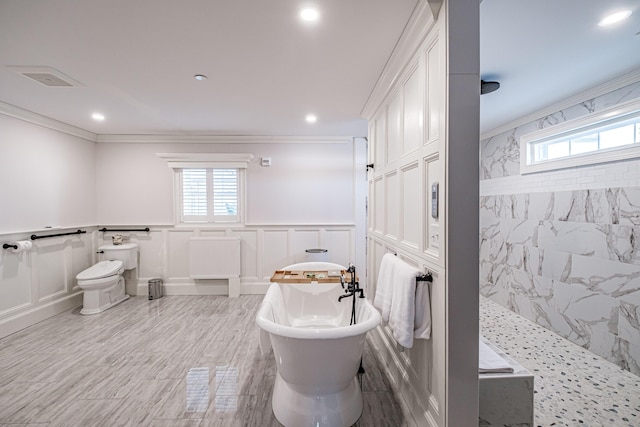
136,281 -> 229,296
0,292 -> 83,339
136,279 -> 271,296
367,326 -> 436,427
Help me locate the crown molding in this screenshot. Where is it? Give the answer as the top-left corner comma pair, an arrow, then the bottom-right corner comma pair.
360,1 -> 436,119
0,101 -> 97,142
481,67 -> 640,140
96,134 -> 352,144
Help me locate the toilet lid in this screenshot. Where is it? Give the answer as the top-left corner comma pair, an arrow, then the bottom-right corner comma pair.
76,260 -> 123,280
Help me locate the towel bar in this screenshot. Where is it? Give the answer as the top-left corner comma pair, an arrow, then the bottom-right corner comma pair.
416,273 -> 433,283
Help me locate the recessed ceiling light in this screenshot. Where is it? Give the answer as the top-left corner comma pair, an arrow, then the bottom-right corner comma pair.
194,74 -> 208,81
305,114 -> 317,123
92,113 -> 105,121
598,10 -> 632,27
300,7 -> 319,22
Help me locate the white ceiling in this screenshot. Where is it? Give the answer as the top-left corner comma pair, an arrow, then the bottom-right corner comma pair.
0,0 -> 639,138
480,0 -> 640,134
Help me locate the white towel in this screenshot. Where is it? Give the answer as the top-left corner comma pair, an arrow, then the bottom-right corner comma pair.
413,282 -> 431,340
388,258 -> 422,349
479,338 -> 514,373
373,253 -> 396,322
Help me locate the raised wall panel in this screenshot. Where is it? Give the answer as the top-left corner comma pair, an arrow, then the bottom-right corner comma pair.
374,177 -> 384,234
129,231 -> 164,279
403,64 -> 423,155
167,230 -> 192,279
291,229 -> 321,264
387,92 -> 402,164
424,155 -> 441,259
323,229 -> 351,266
385,171 -> 400,240
263,230 -> 289,275
426,36 -> 442,145
0,252 -> 31,313
236,230 -> 258,279
375,111 -> 386,167
401,162 -> 421,248
36,241 -> 66,300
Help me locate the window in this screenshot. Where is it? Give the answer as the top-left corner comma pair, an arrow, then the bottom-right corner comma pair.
182,168 -> 239,223
156,153 -> 254,225
521,99 -> 640,174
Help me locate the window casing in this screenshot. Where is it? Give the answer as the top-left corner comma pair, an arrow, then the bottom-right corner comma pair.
156,153 -> 254,226
520,99 -> 640,174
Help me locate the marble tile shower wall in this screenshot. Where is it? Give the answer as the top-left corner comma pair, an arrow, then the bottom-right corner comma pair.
479,78 -> 640,377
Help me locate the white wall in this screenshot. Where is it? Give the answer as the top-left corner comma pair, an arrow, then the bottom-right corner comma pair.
95,140 -> 357,225
0,114 -> 97,233
0,113 -> 97,337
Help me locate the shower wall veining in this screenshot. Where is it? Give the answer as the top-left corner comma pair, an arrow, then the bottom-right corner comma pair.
480,72 -> 640,375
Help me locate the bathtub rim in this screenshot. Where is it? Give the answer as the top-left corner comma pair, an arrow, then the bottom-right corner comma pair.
256,284 -> 381,340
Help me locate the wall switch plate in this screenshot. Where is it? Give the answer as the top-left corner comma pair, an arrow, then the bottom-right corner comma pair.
261,157 -> 271,166
431,182 -> 439,218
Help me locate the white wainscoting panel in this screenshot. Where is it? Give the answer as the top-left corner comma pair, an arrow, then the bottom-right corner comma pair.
374,112 -> 386,167
401,161 -> 421,249
36,240 -> 70,301
385,171 -> 399,240
387,91 -> 402,165
167,230 -> 192,279
235,230 -> 258,282
403,62 -> 423,155
262,229 -> 289,279
0,250 -> 31,314
374,176 -> 384,235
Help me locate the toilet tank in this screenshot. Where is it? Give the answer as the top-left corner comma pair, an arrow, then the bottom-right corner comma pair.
99,243 -> 138,270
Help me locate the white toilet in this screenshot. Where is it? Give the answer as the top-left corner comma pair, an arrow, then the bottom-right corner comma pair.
76,243 -> 138,315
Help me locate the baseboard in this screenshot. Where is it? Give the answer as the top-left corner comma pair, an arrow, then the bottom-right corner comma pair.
136,279 -> 271,296
0,292 -> 83,339
367,326 -> 436,427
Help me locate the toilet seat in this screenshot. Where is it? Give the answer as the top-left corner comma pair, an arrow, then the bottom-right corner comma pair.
76,260 -> 124,281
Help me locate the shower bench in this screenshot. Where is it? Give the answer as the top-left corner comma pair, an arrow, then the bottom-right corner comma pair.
479,336 -> 534,427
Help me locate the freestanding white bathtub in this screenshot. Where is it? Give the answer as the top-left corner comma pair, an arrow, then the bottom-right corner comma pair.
256,281 -> 381,427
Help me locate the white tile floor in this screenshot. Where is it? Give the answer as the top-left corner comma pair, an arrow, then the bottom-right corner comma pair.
0,295 -> 406,427
2,294 -> 637,426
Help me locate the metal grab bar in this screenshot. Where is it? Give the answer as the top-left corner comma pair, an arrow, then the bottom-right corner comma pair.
99,227 -> 150,233
3,243 -> 18,250
30,229 -> 86,240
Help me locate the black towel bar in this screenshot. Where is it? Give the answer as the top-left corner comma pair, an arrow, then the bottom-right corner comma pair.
31,229 -> 86,240
416,273 -> 433,283
3,243 -> 18,250
99,227 -> 150,233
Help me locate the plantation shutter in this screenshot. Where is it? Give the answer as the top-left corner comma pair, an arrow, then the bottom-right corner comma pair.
213,169 -> 238,221
182,169 -> 208,221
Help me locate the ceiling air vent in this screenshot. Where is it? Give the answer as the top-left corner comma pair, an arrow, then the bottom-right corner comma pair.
8,66 -> 83,87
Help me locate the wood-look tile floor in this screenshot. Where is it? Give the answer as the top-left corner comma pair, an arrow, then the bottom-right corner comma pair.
0,296 -> 408,427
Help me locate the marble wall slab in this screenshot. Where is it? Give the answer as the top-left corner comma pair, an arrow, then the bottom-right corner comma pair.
479,78 -> 640,376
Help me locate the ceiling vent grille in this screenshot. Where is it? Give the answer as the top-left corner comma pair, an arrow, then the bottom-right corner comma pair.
8,66 -> 83,87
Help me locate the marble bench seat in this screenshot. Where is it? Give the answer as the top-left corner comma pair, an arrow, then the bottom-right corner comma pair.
479,336 -> 534,427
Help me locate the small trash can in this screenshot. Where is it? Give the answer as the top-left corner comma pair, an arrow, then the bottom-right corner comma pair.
305,248 -> 328,262
148,278 -> 163,300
